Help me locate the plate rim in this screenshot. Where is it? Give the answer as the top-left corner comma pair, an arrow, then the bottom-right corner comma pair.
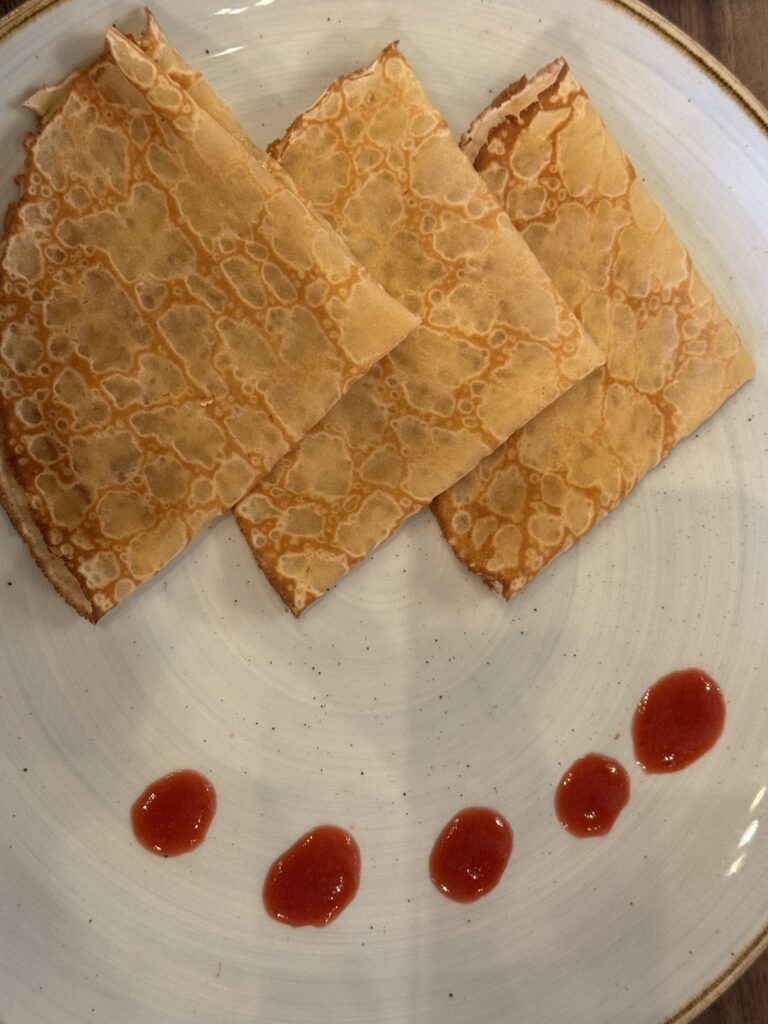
0,1 -> 765,1022
2,0 -> 767,127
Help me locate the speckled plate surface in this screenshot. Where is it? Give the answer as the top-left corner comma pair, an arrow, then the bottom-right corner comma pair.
1,2 -> 767,1023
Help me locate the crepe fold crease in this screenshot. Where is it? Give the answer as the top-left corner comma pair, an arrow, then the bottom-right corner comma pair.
431,59 -> 754,596
233,44 -> 604,614
0,26 -> 418,620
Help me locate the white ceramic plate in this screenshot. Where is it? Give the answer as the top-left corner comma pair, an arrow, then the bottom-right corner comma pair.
1,2 -> 767,1022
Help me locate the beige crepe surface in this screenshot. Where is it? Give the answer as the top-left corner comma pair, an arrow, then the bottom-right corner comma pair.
432,59 -> 754,597
0,34 -> 417,620
234,44 -> 604,615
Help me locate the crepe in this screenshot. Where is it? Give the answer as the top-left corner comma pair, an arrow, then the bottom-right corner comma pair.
0,33 -> 417,620
234,44 -> 604,614
432,60 -> 754,597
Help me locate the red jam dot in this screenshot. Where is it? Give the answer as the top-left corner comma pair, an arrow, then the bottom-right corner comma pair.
429,806 -> 513,903
263,825 -> 361,928
632,668 -> 726,773
131,769 -> 216,857
555,753 -> 630,837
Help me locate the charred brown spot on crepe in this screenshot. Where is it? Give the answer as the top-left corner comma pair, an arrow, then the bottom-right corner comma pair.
432,61 -> 754,598
0,31 -> 417,620
235,44 -> 603,614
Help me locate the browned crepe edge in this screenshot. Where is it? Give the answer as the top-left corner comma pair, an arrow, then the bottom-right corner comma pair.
0,98 -> 101,621
459,57 -> 568,162
267,41 -> 402,163
0,437 -> 96,621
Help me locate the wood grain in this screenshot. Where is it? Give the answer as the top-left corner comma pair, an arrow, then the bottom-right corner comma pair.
645,0 -> 768,105
0,0 -> 765,1021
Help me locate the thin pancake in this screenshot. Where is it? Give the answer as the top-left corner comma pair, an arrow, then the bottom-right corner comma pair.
432,60 -> 754,596
0,415 -> 93,617
0,38 -> 417,620
234,44 -> 604,614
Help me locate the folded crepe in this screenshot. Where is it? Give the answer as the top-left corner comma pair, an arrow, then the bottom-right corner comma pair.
0,30 -> 417,621
432,60 -> 754,596
234,44 -> 604,614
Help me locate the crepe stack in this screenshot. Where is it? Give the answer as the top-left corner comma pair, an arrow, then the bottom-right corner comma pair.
0,30 -> 417,620
432,60 -> 754,596
234,44 -> 604,614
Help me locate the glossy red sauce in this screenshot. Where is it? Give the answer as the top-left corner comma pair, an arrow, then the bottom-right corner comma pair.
633,668 -> 725,773
555,753 -> 630,837
429,806 -> 513,903
131,769 -> 216,857
263,825 -> 361,927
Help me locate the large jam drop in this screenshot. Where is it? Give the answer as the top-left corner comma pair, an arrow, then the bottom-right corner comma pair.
263,825 -> 361,927
633,668 -> 725,773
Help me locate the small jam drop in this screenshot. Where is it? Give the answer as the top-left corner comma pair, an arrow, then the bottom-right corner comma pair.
263,825 -> 361,927
633,668 -> 726,773
555,753 -> 630,837
429,806 -> 513,903
131,769 -> 216,857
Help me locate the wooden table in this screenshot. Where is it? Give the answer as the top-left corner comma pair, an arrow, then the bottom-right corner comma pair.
0,0 -> 766,1021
